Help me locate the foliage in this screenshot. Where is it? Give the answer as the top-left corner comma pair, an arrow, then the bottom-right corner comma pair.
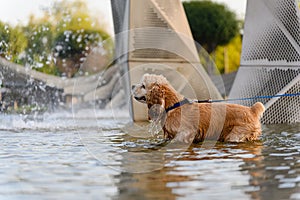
1,0 -> 111,77
54,30 -> 102,59
0,22 -> 27,63
214,34 -> 242,73
183,0 -> 239,53
21,21 -> 57,74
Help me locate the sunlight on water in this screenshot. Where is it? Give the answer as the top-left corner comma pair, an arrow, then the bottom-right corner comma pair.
0,111 -> 299,199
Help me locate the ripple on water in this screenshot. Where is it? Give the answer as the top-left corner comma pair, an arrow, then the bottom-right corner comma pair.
0,114 -> 300,199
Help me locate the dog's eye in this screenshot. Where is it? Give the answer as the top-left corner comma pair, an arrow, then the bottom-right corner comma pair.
142,84 -> 145,89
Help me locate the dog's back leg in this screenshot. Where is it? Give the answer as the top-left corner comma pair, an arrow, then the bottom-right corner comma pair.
225,126 -> 261,142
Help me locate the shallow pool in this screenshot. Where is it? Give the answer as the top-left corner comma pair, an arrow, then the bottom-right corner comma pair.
0,110 -> 300,200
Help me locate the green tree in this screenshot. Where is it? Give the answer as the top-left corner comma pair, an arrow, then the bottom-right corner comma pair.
0,22 -> 11,58
0,22 -> 27,63
22,20 -> 57,74
53,29 -> 108,77
20,0 -> 111,77
183,0 -> 239,53
214,34 -> 242,73
50,0 -> 111,77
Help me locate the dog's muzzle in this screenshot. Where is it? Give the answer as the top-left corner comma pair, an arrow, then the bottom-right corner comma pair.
134,96 -> 146,102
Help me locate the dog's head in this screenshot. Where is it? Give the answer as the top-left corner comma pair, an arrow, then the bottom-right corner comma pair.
132,74 -> 171,120
132,74 -> 169,104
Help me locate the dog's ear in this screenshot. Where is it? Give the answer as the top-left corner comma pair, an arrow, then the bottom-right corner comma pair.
147,83 -> 165,105
146,83 -> 165,121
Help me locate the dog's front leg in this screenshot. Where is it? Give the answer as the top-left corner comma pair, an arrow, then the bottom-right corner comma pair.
173,130 -> 195,144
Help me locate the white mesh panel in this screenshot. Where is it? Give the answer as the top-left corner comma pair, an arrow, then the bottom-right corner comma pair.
230,0 -> 300,124
241,0 -> 300,65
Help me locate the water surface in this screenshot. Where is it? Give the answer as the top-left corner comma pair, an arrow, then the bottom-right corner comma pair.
0,111 -> 300,200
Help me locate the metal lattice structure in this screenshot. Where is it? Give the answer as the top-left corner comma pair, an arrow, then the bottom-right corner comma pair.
229,0 -> 300,124
111,0 -> 222,121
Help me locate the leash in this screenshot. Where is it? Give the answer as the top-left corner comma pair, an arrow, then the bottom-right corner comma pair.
199,92 -> 300,103
165,92 -> 300,113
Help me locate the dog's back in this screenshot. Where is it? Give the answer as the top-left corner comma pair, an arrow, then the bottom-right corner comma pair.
192,102 -> 265,142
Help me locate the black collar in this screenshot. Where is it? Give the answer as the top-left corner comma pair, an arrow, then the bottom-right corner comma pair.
165,98 -> 193,113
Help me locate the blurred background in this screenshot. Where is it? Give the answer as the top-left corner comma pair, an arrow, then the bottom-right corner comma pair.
0,0 -> 247,113
0,0 -> 246,77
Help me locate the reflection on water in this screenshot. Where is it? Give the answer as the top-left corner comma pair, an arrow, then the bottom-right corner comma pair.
0,111 -> 300,200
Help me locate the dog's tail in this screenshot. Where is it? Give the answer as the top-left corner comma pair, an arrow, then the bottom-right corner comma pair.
251,102 -> 265,119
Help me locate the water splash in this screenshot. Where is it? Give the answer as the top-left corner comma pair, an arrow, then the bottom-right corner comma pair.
148,119 -> 163,138
0,72 -> 3,86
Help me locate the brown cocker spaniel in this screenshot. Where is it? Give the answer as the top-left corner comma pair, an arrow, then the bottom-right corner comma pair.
132,74 -> 265,143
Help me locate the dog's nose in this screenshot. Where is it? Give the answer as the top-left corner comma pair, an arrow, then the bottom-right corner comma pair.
131,85 -> 135,90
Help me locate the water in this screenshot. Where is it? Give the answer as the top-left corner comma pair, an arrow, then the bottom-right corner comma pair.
0,111 -> 300,200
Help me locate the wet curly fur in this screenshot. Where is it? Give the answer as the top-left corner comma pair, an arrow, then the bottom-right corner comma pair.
132,74 -> 265,143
